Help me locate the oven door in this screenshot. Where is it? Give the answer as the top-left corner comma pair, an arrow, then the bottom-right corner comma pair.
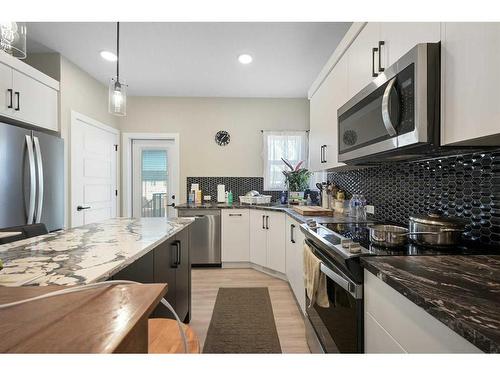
306,261 -> 364,353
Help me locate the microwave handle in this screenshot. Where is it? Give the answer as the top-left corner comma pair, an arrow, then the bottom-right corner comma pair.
381,77 -> 398,137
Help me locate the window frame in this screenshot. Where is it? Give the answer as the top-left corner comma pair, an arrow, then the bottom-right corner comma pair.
262,130 -> 309,191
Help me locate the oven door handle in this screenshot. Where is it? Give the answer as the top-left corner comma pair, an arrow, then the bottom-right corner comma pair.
320,262 -> 363,300
381,77 -> 398,137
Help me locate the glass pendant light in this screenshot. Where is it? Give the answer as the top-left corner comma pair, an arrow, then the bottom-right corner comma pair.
109,22 -> 127,116
0,22 -> 27,59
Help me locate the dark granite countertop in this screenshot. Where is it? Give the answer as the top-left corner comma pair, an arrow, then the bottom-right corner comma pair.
361,255 -> 500,353
175,202 -> 373,225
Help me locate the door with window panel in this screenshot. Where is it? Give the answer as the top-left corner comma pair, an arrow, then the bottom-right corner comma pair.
132,140 -> 177,218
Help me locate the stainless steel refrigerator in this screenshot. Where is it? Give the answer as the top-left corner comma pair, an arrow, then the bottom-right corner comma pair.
0,121 -> 64,231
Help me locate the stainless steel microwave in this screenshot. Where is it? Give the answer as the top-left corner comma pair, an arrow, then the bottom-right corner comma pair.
337,43 -> 440,164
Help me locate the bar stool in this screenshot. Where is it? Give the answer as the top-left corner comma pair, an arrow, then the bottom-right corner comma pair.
148,318 -> 200,354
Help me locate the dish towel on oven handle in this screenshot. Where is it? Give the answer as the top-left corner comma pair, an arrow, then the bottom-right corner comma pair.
303,242 -> 330,308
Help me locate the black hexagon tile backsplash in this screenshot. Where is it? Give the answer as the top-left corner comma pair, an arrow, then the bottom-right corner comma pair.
186,177 -> 282,203
328,150 -> 500,247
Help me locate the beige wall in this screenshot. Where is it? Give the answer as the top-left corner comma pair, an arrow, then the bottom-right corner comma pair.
119,97 -> 309,202
26,53 -> 120,226
24,52 -> 61,81
59,57 -> 120,226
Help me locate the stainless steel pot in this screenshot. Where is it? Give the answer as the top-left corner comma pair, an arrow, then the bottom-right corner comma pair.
368,225 -> 409,248
408,213 -> 466,246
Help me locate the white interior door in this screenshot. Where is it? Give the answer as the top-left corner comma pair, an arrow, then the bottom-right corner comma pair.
132,139 -> 178,218
71,114 -> 118,227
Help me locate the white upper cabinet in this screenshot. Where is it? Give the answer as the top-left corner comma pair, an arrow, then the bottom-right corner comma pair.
347,22 -> 381,98
0,51 -> 59,132
0,62 -> 13,117
441,23 -> 500,145
379,23 -> 440,69
12,70 -> 58,131
309,54 -> 348,171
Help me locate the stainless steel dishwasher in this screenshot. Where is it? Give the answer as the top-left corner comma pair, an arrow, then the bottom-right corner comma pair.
178,209 -> 221,266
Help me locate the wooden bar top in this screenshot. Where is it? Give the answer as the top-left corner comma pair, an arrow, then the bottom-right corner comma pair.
0,283 -> 167,353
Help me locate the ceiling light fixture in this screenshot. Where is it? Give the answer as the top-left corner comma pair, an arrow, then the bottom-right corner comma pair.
238,54 -> 253,64
108,22 -> 127,116
100,50 -> 117,62
0,22 -> 27,59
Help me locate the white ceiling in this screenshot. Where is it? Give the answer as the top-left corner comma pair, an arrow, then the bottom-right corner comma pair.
26,22 -> 351,98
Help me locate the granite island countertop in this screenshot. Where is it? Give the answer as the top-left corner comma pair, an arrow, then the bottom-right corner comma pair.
361,255 -> 500,353
175,202 -> 375,225
0,217 -> 194,286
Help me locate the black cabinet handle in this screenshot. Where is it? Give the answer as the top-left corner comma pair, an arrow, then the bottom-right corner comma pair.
265,215 -> 269,230
7,89 -> 13,108
372,47 -> 379,78
14,91 -> 20,111
262,215 -> 265,229
176,241 -> 181,266
291,224 -> 296,243
378,41 -> 385,72
77,205 -> 91,211
229,213 -> 242,217
171,240 -> 180,268
320,145 -> 324,163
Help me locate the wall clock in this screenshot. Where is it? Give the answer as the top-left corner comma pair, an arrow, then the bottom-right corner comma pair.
215,130 -> 230,146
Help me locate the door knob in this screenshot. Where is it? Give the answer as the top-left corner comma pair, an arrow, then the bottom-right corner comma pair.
77,205 -> 91,211
171,195 -> 175,199
169,203 -> 175,207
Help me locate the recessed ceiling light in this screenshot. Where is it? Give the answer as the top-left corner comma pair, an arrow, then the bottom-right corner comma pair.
100,50 -> 117,62
238,54 -> 253,64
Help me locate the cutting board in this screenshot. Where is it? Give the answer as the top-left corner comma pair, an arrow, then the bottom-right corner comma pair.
292,206 -> 333,216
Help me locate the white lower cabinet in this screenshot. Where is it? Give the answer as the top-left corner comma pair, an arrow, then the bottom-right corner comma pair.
266,212 -> 286,273
221,209 -> 250,263
249,210 -> 267,266
249,210 -> 286,274
285,216 -> 306,312
364,270 -> 482,353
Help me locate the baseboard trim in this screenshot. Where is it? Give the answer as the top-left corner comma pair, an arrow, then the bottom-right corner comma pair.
222,262 -> 252,269
221,261 -> 287,281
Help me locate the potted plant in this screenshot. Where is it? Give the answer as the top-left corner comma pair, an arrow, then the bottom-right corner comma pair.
281,158 -> 312,204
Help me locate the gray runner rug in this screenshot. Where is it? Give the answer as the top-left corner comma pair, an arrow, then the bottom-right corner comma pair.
202,287 -> 282,353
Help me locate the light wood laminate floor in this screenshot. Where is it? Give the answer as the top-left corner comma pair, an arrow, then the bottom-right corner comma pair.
190,268 -> 310,353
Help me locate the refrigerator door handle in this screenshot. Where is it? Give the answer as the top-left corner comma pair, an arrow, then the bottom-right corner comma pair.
33,136 -> 44,223
25,135 -> 36,224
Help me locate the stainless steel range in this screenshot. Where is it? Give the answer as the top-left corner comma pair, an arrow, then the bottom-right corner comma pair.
300,221 -> 498,353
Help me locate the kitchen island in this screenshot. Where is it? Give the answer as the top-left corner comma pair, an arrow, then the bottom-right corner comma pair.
0,217 -> 194,322
0,217 -> 193,286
